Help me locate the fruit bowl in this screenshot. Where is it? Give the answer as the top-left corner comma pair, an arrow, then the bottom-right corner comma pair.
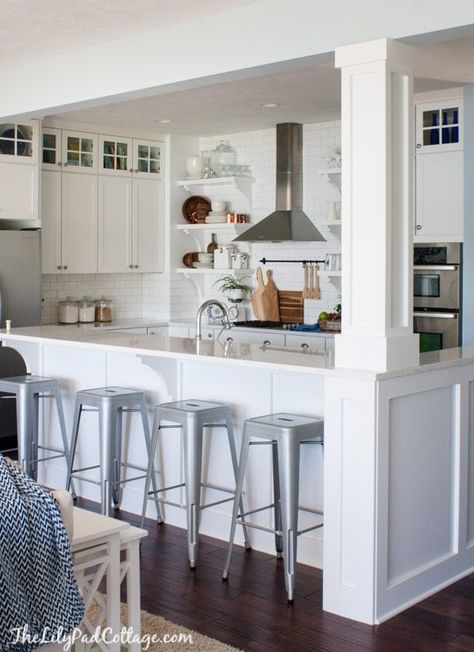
318,319 -> 341,332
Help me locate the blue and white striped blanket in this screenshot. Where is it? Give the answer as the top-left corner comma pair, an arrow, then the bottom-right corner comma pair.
0,455 -> 84,651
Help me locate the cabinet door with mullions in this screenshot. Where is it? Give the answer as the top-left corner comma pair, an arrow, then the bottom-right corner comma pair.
132,139 -> 163,178
99,135 -> 133,176
62,130 -> 98,173
416,99 -> 463,153
0,120 -> 38,164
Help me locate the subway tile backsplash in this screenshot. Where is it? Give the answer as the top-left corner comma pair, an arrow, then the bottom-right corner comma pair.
41,121 -> 341,324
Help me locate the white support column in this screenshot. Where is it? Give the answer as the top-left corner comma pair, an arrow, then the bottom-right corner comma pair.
335,39 -> 419,371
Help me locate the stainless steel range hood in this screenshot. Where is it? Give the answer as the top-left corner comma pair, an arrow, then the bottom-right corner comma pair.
234,123 -> 325,242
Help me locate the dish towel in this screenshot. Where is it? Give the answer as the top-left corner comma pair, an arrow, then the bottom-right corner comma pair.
0,455 -> 84,651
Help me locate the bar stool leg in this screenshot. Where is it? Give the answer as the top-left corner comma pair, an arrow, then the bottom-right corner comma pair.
141,418 -> 162,528
224,411 -> 251,548
99,402 -> 116,516
182,417 -> 203,568
67,399 -> 82,493
278,434 -> 301,602
16,386 -> 34,477
272,441 -> 283,558
139,397 -> 162,523
112,407 -> 123,508
223,427 -> 251,580
30,392 -> 40,480
54,384 -> 76,496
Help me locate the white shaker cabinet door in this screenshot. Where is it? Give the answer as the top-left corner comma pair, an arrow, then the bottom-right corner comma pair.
0,162 -> 38,221
98,176 -> 133,273
132,178 -> 163,272
61,172 -> 98,273
41,170 -> 62,273
415,150 -> 463,242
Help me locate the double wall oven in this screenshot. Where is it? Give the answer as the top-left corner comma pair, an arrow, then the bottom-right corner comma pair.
413,243 -> 462,353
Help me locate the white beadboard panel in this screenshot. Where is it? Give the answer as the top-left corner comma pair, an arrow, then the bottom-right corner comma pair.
468,381 -> 474,546
387,386 -> 456,585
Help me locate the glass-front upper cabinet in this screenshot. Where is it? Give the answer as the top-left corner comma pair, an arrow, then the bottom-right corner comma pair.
0,121 -> 38,164
42,128 -> 62,170
416,97 -> 463,153
61,130 -> 98,173
132,140 -> 163,178
99,135 -> 133,176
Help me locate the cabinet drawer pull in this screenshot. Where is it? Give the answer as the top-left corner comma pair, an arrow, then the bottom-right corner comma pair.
263,340 -> 271,346
301,343 -> 309,349
416,225 -> 422,230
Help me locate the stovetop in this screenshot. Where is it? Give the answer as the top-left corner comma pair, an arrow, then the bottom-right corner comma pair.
233,320 -> 321,332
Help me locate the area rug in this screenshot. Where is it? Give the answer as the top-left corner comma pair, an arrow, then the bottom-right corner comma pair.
88,602 -> 243,652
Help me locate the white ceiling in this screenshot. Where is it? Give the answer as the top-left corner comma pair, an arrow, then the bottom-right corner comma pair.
0,0 -> 262,70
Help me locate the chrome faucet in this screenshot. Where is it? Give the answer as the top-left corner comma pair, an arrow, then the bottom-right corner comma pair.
195,300 -> 233,340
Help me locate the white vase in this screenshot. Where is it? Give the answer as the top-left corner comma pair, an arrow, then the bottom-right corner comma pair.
186,155 -> 202,178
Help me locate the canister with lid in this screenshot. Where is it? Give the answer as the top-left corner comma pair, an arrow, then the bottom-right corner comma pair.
95,297 -> 113,323
78,297 -> 95,323
58,298 -> 79,324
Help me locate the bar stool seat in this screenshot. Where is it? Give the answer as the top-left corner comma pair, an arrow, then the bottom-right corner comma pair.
67,387 -> 161,518
0,374 -> 72,484
223,412 -> 324,602
141,399 -> 250,568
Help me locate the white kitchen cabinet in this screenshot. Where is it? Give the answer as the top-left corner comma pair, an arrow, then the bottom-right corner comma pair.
414,90 -> 464,242
62,130 -> 98,174
415,151 -> 463,241
42,171 -> 98,273
0,162 -> 39,221
132,139 -> 162,178
41,170 -> 62,273
41,128 -> 62,171
223,330 -> 285,347
98,176 -> 163,273
0,120 -> 39,221
99,135 -> 133,176
98,176 -> 133,272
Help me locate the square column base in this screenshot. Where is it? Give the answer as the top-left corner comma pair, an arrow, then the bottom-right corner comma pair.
335,333 -> 420,372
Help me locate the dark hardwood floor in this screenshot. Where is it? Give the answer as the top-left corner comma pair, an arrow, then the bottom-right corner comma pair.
78,499 -> 474,652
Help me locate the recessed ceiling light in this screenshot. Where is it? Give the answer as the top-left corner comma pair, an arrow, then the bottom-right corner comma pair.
156,119 -> 172,123
261,103 -> 279,108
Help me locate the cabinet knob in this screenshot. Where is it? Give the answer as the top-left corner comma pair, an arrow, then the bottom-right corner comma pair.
64,162 -> 69,167
63,265 -> 68,270
57,162 -> 62,167
416,144 -> 422,149
129,264 -> 133,269
134,265 -> 139,269
416,225 -> 422,231
57,265 -> 62,270
301,343 -> 309,349
263,340 -> 271,346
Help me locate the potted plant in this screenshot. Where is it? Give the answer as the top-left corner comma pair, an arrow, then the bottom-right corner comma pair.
214,275 -> 252,302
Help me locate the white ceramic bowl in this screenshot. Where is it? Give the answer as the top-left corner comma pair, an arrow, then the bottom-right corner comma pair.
212,201 -> 226,212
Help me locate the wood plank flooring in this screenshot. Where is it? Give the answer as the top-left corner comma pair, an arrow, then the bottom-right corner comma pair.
78,499 -> 474,651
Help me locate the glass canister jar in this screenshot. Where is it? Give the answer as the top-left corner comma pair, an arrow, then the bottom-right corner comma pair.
78,297 -> 95,323
210,140 -> 236,176
58,298 -> 79,324
95,297 -> 113,323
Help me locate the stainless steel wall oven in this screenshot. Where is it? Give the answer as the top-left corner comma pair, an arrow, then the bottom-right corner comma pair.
413,243 -> 462,352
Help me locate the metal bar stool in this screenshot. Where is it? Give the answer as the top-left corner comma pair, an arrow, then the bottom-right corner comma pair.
222,413 -> 324,602
66,387 -> 161,518
0,375 -> 73,484
141,399 -> 250,568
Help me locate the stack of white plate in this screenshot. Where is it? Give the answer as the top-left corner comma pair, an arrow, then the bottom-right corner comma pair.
193,252 -> 214,269
205,211 -> 227,224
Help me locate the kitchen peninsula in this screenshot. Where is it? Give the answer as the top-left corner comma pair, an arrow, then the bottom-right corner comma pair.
3,321 -> 474,628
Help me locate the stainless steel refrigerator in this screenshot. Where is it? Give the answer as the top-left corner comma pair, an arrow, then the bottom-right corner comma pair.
0,230 -> 41,327
0,230 -> 41,451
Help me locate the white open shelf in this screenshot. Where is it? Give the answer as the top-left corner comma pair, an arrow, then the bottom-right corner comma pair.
175,267 -> 253,275
176,223 -> 250,234
319,168 -> 341,192
177,176 -> 254,203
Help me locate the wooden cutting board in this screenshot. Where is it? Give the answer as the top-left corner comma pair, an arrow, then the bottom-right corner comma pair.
251,267 -> 266,320
279,291 -> 304,323
260,269 -> 280,321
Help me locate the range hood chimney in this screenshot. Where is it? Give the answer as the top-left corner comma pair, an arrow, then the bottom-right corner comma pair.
234,123 -> 325,242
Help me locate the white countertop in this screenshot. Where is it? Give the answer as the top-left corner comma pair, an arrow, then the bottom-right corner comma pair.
1,324 -> 341,377
3,324 -> 473,380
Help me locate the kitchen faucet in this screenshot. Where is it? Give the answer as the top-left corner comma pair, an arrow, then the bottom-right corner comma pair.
195,300 -> 233,340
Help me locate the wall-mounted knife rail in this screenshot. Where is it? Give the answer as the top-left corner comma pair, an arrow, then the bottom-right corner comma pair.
259,258 -> 326,266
